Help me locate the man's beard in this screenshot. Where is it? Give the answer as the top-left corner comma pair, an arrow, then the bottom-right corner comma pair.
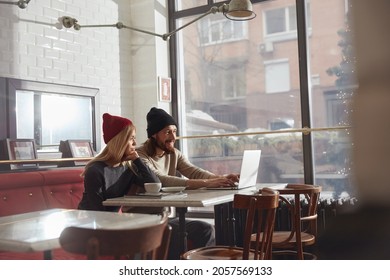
154,138 -> 175,154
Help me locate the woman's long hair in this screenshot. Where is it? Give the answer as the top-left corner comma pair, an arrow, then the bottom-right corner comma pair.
81,125 -> 136,176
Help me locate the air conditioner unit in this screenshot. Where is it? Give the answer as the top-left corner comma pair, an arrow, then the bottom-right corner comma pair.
259,42 -> 274,53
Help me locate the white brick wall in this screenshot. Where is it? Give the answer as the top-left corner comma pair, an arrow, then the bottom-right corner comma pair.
0,0 -> 169,149
0,0 -> 127,127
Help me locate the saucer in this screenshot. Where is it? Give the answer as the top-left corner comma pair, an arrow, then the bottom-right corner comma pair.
161,187 -> 186,193
142,192 -> 162,196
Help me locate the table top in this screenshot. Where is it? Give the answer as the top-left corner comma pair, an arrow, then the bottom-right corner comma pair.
0,208 -> 162,253
103,183 -> 288,208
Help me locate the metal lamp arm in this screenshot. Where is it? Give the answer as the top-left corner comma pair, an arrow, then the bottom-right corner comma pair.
120,23 -> 165,39
60,4 -> 227,41
65,20 -> 165,39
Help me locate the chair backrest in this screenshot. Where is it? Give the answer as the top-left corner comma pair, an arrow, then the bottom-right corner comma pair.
270,183 -> 322,259
59,213 -> 171,260
233,188 -> 279,260
283,184 -> 321,238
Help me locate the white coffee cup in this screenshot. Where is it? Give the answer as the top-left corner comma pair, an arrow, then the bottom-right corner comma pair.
144,182 -> 162,193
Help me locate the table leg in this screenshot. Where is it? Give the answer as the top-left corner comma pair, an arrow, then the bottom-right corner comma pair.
176,207 -> 188,254
227,202 -> 236,246
214,204 -> 223,245
214,202 -> 236,246
43,250 -> 52,260
294,193 -> 303,259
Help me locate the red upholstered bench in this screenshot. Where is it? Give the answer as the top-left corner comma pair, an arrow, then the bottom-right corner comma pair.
0,167 -> 85,260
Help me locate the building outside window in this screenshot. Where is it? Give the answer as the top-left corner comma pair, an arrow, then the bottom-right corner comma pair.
171,0 -> 355,198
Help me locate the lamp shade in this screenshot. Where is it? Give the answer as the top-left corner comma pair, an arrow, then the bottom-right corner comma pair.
224,0 -> 256,20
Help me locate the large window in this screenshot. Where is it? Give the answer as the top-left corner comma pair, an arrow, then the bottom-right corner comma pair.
0,78 -> 99,154
170,0 -> 355,198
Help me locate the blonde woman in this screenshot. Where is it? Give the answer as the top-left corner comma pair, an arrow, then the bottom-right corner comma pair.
78,113 -> 160,211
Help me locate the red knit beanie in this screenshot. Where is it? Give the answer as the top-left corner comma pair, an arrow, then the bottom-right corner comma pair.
102,113 -> 133,144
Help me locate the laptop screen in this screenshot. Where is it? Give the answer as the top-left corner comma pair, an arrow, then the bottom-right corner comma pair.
237,150 -> 262,189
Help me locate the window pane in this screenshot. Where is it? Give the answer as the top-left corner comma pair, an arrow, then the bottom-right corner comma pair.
16,91 -> 93,149
200,20 -> 209,44
176,2 -> 303,182
211,22 -> 220,42
175,0 -> 208,11
222,22 -> 232,40
174,0 -> 355,198
308,0 -> 355,196
265,8 -> 286,34
265,60 -> 290,93
16,91 -> 35,139
40,94 -> 92,145
288,6 -> 297,31
312,130 -> 352,197
235,21 -> 245,38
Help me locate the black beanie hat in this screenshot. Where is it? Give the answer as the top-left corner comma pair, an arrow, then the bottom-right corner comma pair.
146,107 -> 177,138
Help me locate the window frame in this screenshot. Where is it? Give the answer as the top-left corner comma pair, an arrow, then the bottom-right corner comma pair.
167,0 -> 315,184
0,77 -> 100,152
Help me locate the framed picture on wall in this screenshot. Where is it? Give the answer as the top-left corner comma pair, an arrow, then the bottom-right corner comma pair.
68,140 -> 94,158
0,138 -> 38,170
59,140 -> 94,166
158,76 -> 171,102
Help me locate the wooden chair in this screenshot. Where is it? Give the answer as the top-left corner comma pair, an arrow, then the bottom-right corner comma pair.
255,183 -> 321,260
59,213 -> 172,260
181,189 -> 279,260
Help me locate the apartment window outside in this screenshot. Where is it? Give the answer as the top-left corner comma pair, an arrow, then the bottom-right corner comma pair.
265,6 -> 296,35
265,60 -> 290,93
207,64 -> 246,100
264,3 -> 311,42
264,5 -> 297,40
171,0 -> 355,199
223,68 -> 246,99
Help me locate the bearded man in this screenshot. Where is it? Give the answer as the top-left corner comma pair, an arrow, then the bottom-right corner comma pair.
137,107 -> 238,189
137,107 -> 239,259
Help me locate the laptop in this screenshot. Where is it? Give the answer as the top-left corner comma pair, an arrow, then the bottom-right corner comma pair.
207,150 -> 262,190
